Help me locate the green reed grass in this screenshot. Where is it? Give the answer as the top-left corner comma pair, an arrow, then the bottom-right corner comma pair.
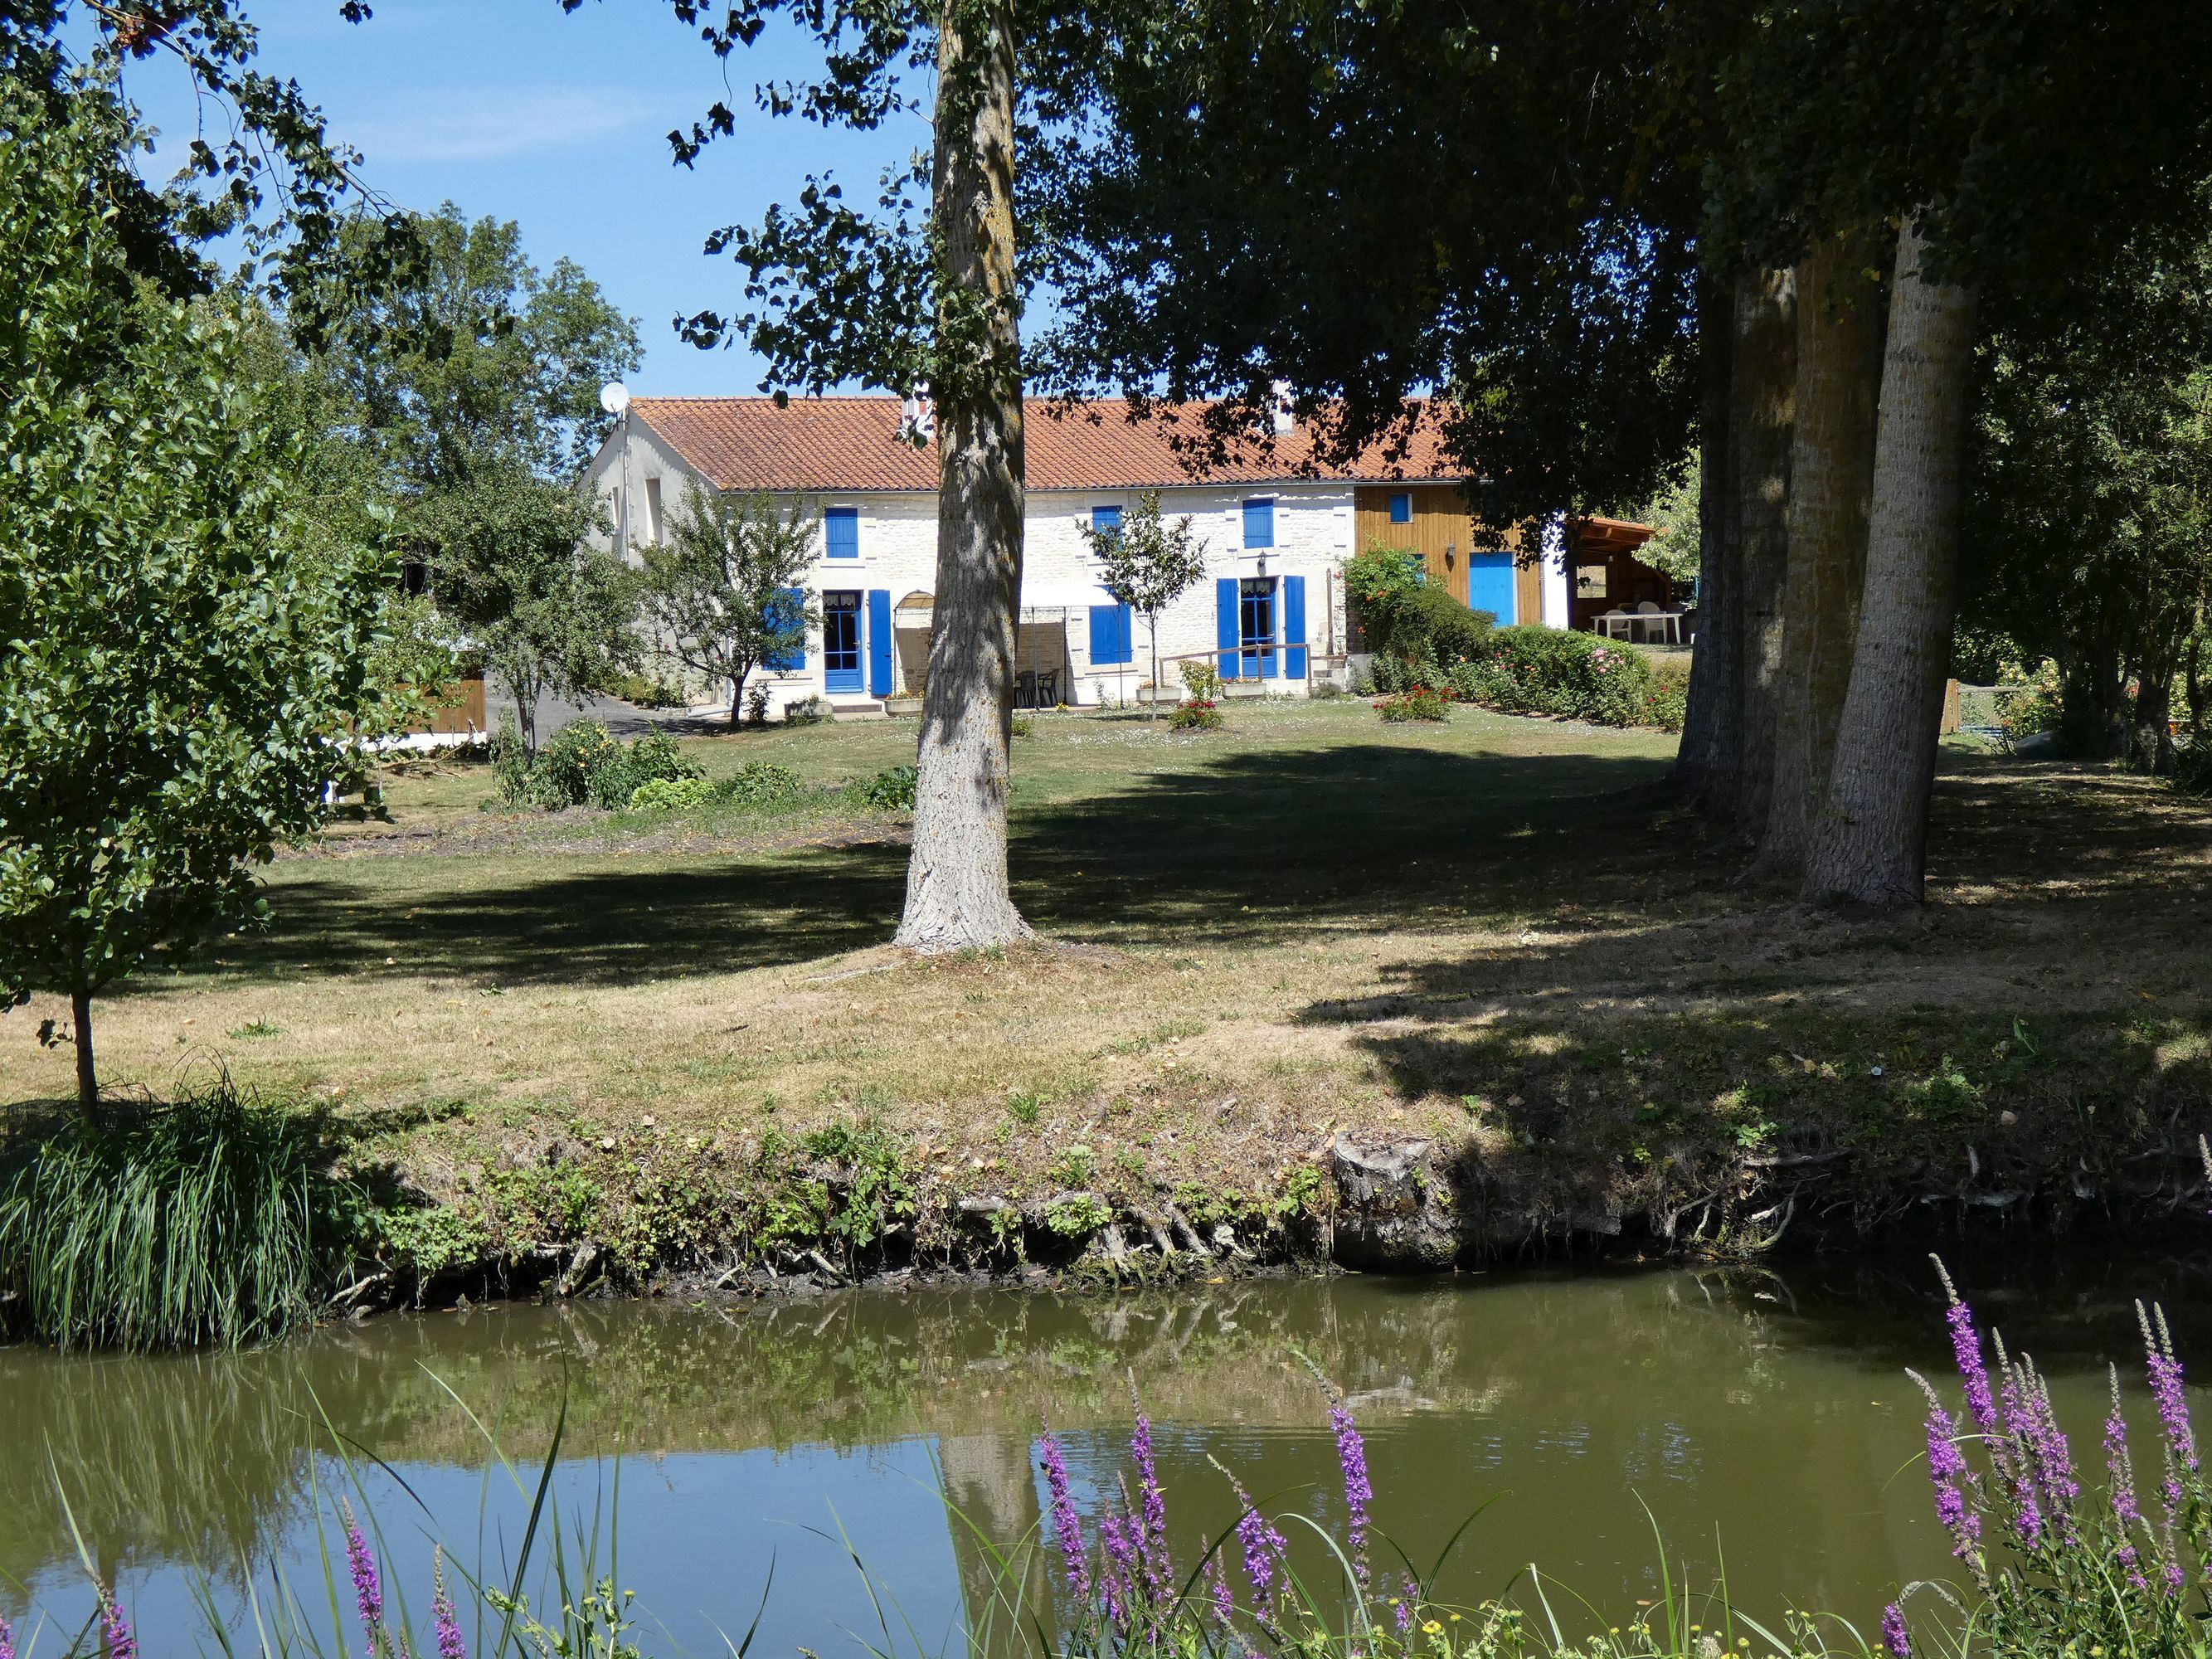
0,1078 -> 366,1350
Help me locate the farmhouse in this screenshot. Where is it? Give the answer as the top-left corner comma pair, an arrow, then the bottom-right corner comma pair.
581,395 -> 1646,716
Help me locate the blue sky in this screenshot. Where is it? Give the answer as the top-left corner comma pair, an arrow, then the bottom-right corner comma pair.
116,0 -> 931,395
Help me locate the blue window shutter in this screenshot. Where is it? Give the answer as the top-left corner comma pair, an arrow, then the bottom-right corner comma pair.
1388,491 -> 1412,524
1091,504 -> 1123,538
867,589 -> 893,696
1283,575 -> 1308,679
1216,577 -> 1242,679
826,507 -> 859,558
1242,498 -> 1275,549
767,586 -> 806,671
1089,604 -> 1133,664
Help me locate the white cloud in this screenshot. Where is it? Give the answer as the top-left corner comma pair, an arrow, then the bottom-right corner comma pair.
340,85 -> 662,165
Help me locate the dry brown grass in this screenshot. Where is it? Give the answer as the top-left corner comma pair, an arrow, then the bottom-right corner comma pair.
7,703 -> 2212,1217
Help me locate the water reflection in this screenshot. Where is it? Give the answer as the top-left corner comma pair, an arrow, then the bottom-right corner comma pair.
3,1243 -> 2206,1657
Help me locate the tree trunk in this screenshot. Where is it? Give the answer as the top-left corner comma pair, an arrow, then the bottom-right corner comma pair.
1804,216 -> 1979,910
894,0 -> 1033,951
1673,269 -> 1741,810
71,985 -> 97,1112
1729,267 -> 1797,843
1759,234 -> 1884,873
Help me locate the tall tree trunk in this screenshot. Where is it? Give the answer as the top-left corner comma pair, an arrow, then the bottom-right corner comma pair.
895,0 -> 1033,951
71,985 -> 97,1112
1729,267 -> 1797,843
1674,270 -> 1741,810
1805,216 -> 1979,910
1760,234 -> 1884,872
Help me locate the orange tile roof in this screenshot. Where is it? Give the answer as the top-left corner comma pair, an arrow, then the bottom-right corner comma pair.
627,396 -> 1465,494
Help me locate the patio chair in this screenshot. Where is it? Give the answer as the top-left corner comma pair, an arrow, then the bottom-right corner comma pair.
1594,608 -> 1633,640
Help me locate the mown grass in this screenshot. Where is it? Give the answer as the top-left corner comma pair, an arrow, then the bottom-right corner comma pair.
4,699 -> 2210,1268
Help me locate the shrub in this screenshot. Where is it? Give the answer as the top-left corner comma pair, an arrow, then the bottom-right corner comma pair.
1378,685 -> 1449,722
1010,714 -> 1034,737
862,764 -> 918,810
515,722 -> 705,810
0,1080 -> 365,1350
1642,654 -> 1691,732
1345,546 -> 1496,664
627,776 -> 714,811
1169,698 -> 1224,731
1179,659 -> 1223,703
1466,625 -> 1657,726
490,710 -> 531,805
721,760 -> 807,809
1997,678 -> 2063,752
2171,737 -> 2212,795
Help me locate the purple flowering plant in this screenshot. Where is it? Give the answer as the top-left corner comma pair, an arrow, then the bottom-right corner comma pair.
1886,1257 -> 2212,1659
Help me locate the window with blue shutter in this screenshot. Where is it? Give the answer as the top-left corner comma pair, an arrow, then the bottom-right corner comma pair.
1091,504 -> 1123,540
1088,603 -> 1133,664
867,589 -> 893,696
1282,575 -> 1308,678
1388,491 -> 1412,524
766,587 -> 806,671
826,507 -> 859,559
1242,498 -> 1275,549
1216,577 -> 1242,679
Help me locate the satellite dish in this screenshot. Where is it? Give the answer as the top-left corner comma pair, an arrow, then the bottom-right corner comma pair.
600,381 -> 631,416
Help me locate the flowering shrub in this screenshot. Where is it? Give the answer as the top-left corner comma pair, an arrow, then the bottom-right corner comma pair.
1169,697 -> 1225,731
1461,626 -> 1657,727
1379,685 -> 1450,722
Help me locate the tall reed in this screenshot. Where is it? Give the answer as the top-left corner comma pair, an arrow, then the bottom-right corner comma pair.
0,1077 -> 364,1349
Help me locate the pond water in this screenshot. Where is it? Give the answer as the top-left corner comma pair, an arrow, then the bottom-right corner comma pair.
4,1243 -> 2207,1658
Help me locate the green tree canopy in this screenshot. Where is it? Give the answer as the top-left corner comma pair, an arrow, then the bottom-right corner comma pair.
639,484 -> 821,727
0,71 -> 393,1110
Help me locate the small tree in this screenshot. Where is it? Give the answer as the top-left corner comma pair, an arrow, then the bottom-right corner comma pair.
0,80 -> 391,1112
638,483 -> 819,726
425,460 -> 637,753
1080,490 -> 1209,718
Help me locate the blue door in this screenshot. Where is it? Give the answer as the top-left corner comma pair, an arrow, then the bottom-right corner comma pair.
867,589 -> 893,696
823,591 -> 863,692
1469,552 -> 1515,625
1240,577 -> 1277,679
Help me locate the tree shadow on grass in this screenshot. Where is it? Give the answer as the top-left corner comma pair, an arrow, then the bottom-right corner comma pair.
129,741 -> 1676,994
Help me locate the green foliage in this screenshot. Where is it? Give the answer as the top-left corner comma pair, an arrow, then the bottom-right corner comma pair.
421,463 -> 639,751
1378,686 -> 1451,722
0,75 -> 392,1099
721,761 -> 807,809
1350,549 -> 1498,668
1179,659 -> 1223,703
638,484 -> 819,725
1453,627 -> 1657,727
1082,489 -> 1210,700
315,203 -> 642,491
862,765 -> 919,811
491,712 -> 532,805
783,695 -> 833,726
627,776 -> 714,812
513,722 -> 703,812
1046,1194 -> 1112,1237
1169,699 -> 1225,732
0,1080 -> 366,1350
1625,451 -> 1701,586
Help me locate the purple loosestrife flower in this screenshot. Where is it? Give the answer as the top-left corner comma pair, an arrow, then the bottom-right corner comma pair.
2107,1369 -> 2151,1592
1218,1467 -> 1288,1603
1,1611 -> 15,1659
343,1501 -> 385,1656
1880,1603 -> 1910,1658
1128,1397 -> 1170,1591
1207,1554 -> 1234,1624
1908,1372 -> 1982,1561
2140,1302 -> 2199,1473
99,1588 -> 137,1659
1330,1400 -> 1374,1585
1038,1423 -> 1091,1603
1932,1258 -> 1997,1433
433,1550 -> 466,1659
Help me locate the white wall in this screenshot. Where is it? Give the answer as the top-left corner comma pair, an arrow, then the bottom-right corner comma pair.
577,421 -> 1359,715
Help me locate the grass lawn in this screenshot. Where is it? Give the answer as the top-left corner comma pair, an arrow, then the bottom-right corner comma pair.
7,698 -> 2212,1257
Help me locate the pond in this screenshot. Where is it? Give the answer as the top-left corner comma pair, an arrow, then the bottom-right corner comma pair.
4,1243 -> 2206,1657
